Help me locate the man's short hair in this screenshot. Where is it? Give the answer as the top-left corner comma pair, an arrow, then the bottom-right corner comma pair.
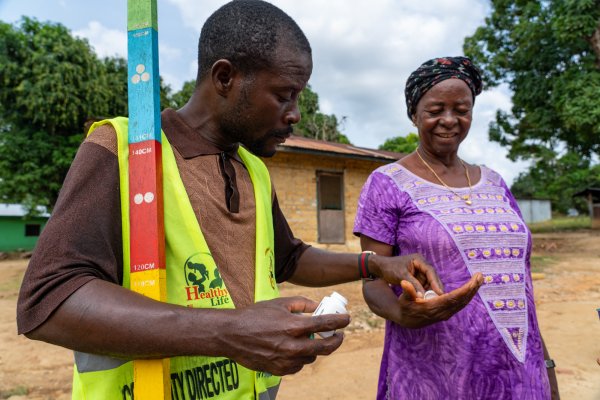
197,0 -> 311,81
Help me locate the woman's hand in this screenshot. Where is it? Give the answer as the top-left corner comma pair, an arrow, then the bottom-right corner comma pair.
370,253 -> 444,296
360,234 -> 482,328
360,235 -> 444,297
362,274 -> 482,329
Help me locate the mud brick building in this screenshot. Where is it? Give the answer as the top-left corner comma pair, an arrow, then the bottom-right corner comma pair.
264,135 -> 404,252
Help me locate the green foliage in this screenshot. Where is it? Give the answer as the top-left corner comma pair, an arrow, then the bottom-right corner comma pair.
510,152 -> 600,213
0,127 -> 81,210
379,132 -> 419,154
0,18 -> 130,210
0,18 -> 132,134
465,0 -> 600,160
295,85 -> 350,144
0,18 -> 180,211
171,80 -> 196,110
158,77 -> 178,110
464,0 -> 600,211
102,56 -> 129,118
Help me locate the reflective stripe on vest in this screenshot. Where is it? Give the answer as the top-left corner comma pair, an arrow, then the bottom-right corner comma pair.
72,117 -> 281,399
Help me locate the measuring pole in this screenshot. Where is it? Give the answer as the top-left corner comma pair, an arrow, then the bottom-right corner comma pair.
127,0 -> 170,398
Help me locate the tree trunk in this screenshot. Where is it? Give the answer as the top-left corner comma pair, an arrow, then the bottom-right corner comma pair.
589,20 -> 600,69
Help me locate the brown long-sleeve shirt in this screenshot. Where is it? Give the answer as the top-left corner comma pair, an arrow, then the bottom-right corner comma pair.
17,108 -> 309,334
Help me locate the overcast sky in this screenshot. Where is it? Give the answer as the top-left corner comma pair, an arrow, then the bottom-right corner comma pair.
0,0 -> 529,184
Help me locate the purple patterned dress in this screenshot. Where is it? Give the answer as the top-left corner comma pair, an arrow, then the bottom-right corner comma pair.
354,163 -> 550,400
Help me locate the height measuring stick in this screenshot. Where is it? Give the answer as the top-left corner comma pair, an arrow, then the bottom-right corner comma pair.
127,0 -> 171,398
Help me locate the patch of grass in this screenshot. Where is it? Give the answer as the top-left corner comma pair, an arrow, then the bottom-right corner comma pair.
0,385 -> 29,399
530,255 -> 557,273
528,216 -> 591,233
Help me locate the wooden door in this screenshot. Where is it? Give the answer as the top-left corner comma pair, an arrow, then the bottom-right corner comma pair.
317,172 -> 345,243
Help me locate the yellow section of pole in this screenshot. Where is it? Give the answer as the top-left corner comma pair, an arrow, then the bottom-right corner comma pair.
135,359 -> 171,398
131,272 -> 171,399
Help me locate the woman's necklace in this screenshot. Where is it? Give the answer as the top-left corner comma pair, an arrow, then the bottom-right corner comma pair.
415,149 -> 473,205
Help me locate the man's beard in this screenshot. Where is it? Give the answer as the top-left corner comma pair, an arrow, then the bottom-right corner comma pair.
221,86 -> 293,157
245,126 -> 293,157
221,116 -> 293,157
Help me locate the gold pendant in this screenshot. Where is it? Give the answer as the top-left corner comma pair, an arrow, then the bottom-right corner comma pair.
463,195 -> 472,205
465,199 -> 472,205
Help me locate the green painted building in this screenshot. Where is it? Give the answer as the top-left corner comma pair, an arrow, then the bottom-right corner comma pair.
0,204 -> 50,252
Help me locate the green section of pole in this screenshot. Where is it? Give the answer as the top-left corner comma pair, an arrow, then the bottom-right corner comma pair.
127,0 -> 158,31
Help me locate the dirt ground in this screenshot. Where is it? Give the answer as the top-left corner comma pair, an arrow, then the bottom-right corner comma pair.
0,231 -> 599,399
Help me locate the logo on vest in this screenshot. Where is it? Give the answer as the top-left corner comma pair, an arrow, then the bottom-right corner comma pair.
184,252 -> 230,307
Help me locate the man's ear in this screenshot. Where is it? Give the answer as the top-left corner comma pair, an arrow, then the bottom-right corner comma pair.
211,59 -> 236,96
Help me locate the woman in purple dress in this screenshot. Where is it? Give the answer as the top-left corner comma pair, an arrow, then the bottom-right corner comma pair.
354,57 -> 558,399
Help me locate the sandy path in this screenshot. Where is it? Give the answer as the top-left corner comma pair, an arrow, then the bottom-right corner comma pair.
531,232 -> 600,400
0,260 -> 72,399
0,231 -> 598,399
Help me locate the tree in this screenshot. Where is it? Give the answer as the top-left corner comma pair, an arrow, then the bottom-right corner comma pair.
296,85 -> 350,144
464,0 -> 600,211
510,152 -> 600,213
0,18 -> 131,212
379,132 -> 419,154
102,56 -> 129,118
0,18 -> 174,212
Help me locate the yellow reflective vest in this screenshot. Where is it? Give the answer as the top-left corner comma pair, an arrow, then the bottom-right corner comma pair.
73,117 -> 281,399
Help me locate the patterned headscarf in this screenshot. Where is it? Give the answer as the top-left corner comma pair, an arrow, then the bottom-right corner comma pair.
405,56 -> 483,119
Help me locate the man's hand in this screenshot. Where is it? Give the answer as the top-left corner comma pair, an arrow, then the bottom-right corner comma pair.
370,253 -> 445,296
25,281 -> 346,373
363,273 -> 483,329
222,296 -> 349,376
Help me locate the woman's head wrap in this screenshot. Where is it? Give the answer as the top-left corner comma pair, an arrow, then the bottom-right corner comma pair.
405,56 -> 483,119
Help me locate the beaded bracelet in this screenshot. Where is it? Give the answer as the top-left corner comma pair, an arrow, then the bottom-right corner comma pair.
358,250 -> 377,280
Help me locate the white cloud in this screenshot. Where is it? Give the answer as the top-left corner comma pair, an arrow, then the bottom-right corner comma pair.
159,0 -> 523,184
73,21 -> 127,58
158,42 -> 186,88
166,0 -> 224,30
5,0 -> 522,183
159,44 -> 182,60
73,19 -> 187,91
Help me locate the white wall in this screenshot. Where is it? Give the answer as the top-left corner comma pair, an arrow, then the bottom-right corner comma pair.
516,199 -> 552,224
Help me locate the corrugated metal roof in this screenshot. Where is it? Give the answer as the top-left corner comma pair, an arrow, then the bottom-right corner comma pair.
0,204 -> 50,217
277,135 -> 404,161
573,187 -> 600,202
